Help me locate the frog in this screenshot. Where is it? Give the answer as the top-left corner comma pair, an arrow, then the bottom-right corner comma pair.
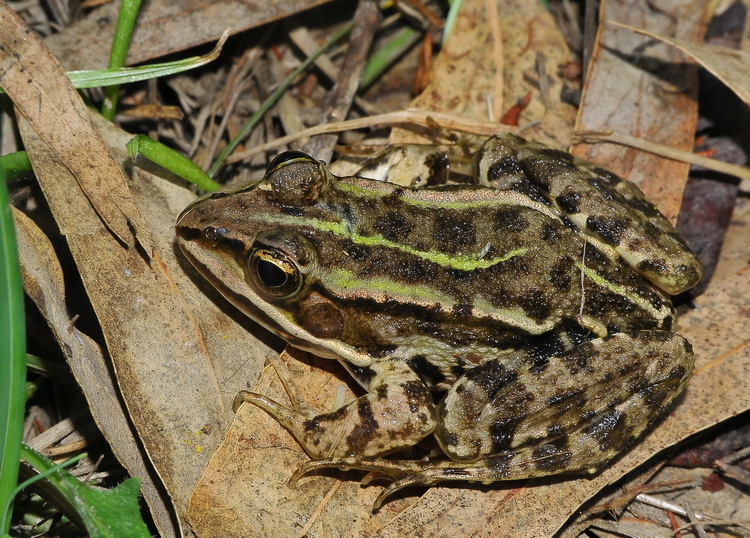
176,132 -> 702,508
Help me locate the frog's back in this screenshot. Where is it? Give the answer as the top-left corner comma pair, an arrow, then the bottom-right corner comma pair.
300,178 -> 674,348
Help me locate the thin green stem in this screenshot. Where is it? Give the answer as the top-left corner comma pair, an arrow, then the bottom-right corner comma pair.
127,135 -> 221,192
360,25 -> 421,92
208,23 -> 353,177
102,0 -> 143,121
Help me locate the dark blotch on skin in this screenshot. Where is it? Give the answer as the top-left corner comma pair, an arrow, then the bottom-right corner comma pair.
591,167 -> 623,185
638,258 -> 668,276
303,405 -> 349,434
488,156 -> 523,180
373,210 -> 414,242
643,221 -> 665,240
382,188 -> 406,206
451,362 -> 467,379
347,364 -> 376,386
606,323 -> 622,335
581,409 -> 627,452
401,379 -> 433,416
561,346 -> 597,376
494,207 -> 529,233
517,289 -> 552,321
586,215 -> 628,246
491,418 -> 520,452
528,333 -> 567,374
342,241 -> 368,261
345,400 -> 379,454
535,148 -> 577,168
209,191 -> 228,199
432,213 -> 477,253
547,424 -> 563,438
511,181 -> 551,205
559,215 -> 579,232
464,360 -> 518,401
442,431 -> 459,447
280,204 -> 304,217
588,178 -> 618,202
530,355 -> 549,375
546,388 -> 585,407
541,221 -> 564,242
555,191 -> 581,214
549,256 -> 574,290
626,196 -> 662,218
486,453 -> 514,475
531,438 -> 572,472
391,258 -> 436,283
452,304 -> 473,317
520,153 -> 576,191
408,355 -> 446,386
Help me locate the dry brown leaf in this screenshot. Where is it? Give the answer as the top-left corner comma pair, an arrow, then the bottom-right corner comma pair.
571,0 -> 707,221
18,104 -> 276,533
44,0 -> 335,70
0,4 -> 152,250
391,0 -> 576,147
12,208 -> 176,537
612,22 -> 750,107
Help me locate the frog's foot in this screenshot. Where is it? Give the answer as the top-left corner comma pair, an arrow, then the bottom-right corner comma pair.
233,357 -> 437,460
290,457 -> 449,510
289,451 -> 578,510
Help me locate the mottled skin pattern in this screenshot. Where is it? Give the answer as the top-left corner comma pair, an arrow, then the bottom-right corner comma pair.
176,134 -> 702,508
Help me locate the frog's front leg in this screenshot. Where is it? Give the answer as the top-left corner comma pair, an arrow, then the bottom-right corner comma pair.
234,357 -> 436,460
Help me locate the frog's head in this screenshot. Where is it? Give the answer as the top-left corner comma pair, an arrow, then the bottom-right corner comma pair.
176,151 -> 382,367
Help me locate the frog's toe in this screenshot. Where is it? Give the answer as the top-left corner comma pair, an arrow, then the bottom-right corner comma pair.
290,457 -> 433,510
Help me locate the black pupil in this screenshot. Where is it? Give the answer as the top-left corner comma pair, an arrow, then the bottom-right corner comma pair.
257,259 -> 288,288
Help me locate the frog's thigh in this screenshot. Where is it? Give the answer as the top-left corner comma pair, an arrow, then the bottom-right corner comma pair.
436,331 -> 693,477
236,358 -> 436,460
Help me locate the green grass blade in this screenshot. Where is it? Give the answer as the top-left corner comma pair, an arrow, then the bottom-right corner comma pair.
0,32 -> 228,95
102,0 -> 143,120
360,25 -> 421,92
0,152 -> 29,533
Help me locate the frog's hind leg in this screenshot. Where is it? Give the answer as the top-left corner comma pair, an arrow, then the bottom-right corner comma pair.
475,133 -> 702,294
436,330 -> 693,476
291,331 -> 693,508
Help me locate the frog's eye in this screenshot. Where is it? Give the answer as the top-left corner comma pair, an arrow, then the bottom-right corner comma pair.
246,248 -> 302,300
266,150 -> 315,174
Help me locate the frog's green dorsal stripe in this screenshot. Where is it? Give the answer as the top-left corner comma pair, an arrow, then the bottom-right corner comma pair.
249,213 -> 527,272
316,220 -> 528,271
